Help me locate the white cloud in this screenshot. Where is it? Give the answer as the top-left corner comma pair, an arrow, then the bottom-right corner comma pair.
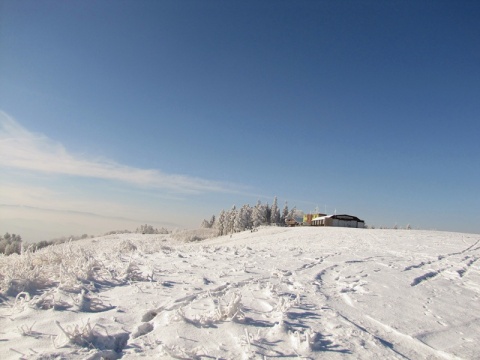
0,111 -> 241,194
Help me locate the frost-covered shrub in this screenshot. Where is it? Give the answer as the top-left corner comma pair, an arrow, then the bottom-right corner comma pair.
160,344 -> 207,359
0,250 -> 54,297
136,224 -> 169,234
0,237 -> 148,299
4,242 -> 21,255
201,219 -> 211,228
117,239 -> 137,252
104,229 -> 132,235
54,319 -> 129,352
171,228 -> 217,242
214,291 -> 244,321
0,233 -> 22,255
174,291 -> 245,328
33,240 -> 54,251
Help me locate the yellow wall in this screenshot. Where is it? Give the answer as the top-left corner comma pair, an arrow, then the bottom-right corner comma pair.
303,213 -> 325,223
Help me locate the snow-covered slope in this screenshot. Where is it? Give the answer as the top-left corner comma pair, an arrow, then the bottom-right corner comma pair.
1,227 -> 479,359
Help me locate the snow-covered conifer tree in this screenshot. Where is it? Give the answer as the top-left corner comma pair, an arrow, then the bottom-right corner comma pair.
234,206 -> 243,233
252,201 -> 264,228
217,210 -> 226,236
242,204 -> 253,230
287,206 -> 297,221
281,201 -> 289,225
226,205 -> 237,234
201,219 -> 211,228
271,196 -> 280,225
265,203 -> 271,225
235,204 -> 252,232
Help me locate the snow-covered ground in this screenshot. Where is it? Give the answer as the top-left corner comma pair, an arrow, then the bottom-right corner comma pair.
1,227 -> 479,359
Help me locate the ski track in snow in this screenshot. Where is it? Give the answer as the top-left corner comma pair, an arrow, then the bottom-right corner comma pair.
0,227 -> 479,359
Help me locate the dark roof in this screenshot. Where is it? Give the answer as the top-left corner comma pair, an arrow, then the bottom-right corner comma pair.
330,214 -> 364,222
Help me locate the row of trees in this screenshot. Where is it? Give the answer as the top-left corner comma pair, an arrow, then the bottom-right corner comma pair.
202,197 -> 297,236
0,233 -> 22,255
135,224 -> 170,234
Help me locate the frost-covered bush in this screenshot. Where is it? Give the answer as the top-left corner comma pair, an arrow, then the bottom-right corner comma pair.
0,238 -> 148,299
174,291 -> 245,328
0,233 -> 22,255
201,215 -> 216,229
171,228 -> 218,242
0,249 -> 54,296
54,319 -> 129,352
104,229 -> 132,235
136,224 -> 169,234
33,240 -> 53,251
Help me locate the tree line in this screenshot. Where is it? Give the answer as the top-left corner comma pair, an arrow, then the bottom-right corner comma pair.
202,196 -> 297,236
135,224 -> 170,234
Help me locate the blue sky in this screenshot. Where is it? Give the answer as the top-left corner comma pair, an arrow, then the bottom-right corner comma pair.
1,0 -> 479,240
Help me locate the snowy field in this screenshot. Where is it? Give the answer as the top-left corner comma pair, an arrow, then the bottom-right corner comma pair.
1,227 -> 479,359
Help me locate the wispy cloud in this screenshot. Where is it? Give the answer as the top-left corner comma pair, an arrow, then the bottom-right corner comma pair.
0,111 -> 242,194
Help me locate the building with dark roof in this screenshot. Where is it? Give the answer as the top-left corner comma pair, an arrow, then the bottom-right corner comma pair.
311,214 -> 365,228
